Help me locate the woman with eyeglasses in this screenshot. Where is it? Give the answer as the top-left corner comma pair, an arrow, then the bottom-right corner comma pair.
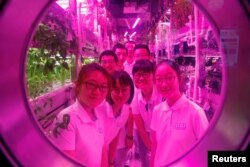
131,59 -> 163,167
150,60 -> 208,167
51,63 -> 110,167
103,70 -> 134,167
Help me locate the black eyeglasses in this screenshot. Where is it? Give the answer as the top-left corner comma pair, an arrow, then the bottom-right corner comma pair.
134,72 -> 151,80
155,75 -> 176,83
112,88 -> 130,95
83,81 -> 108,92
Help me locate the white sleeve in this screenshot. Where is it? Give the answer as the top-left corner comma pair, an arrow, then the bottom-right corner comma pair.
191,105 -> 209,140
51,113 -> 76,151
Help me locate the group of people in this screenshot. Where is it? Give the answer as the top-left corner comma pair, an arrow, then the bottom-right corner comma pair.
51,41 -> 209,167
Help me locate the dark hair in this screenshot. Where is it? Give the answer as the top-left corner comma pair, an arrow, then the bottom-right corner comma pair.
132,59 -> 155,75
99,50 -> 118,63
134,44 -> 150,56
107,70 -> 134,105
75,63 -> 111,97
113,43 -> 128,53
155,59 -> 182,83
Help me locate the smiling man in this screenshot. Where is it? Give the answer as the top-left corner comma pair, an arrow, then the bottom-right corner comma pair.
99,50 -> 118,74
131,59 -> 162,167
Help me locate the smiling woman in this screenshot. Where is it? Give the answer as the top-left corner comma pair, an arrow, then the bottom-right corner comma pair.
104,70 -> 134,166
151,60 -> 209,166
0,0 -> 249,167
50,63 -> 110,166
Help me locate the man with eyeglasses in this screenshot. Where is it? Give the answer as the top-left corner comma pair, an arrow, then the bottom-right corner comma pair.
131,60 -> 162,167
99,50 -> 118,74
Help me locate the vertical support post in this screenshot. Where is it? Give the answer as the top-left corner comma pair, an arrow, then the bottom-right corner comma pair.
75,1 -> 82,76
155,34 -> 159,62
193,5 -> 200,102
188,15 -> 193,44
168,4 -> 173,59
69,0 -> 80,81
167,24 -> 171,59
103,17 -> 108,49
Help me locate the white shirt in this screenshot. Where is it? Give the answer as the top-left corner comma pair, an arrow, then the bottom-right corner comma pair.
131,87 -> 162,132
105,103 -> 131,149
123,60 -> 135,77
52,100 -> 105,167
150,95 -> 209,166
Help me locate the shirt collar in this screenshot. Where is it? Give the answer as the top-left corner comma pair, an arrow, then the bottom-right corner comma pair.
162,101 -> 170,112
166,94 -> 186,111
73,100 -> 95,123
106,104 -> 130,118
106,104 -> 114,118
124,60 -> 135,66
138,86 -> 159,104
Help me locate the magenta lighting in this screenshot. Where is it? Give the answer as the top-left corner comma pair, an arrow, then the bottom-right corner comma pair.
124,31 -> 128,37
132,18 -> 140,29
130,32 -> 136,38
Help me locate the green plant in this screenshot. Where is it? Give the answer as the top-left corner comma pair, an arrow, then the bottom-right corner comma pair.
26,48 -> 71,98
27,3 -> 79,99
82,57 -> 97,65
